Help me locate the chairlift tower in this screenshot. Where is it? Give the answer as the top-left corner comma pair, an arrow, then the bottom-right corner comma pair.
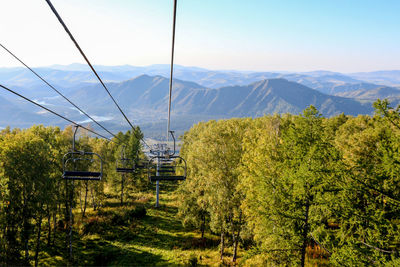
147,0 -> 185,208
150,143 -> 168,207
148,132 -> 186,207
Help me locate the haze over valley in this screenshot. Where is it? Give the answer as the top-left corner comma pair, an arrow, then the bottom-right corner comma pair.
1,64 -> 400,139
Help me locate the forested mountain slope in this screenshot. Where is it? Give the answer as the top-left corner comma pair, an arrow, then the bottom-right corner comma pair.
67,75 -> 373,118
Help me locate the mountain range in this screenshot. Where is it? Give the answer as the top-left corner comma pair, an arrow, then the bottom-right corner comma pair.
1,64 -> 400,139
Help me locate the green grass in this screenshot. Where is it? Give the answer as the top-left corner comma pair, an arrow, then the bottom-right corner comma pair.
36,183 -> 222,266
34,183 -> 328,266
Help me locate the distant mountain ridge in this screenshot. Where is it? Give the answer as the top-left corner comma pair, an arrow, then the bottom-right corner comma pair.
64,75 -> 372,118
350,70 -> 400,87
2,63 -> 400,95
336,86 -> 400,101
1,64 -> 400,137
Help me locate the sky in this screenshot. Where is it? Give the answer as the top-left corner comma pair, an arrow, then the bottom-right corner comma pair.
0,0 -> 400,72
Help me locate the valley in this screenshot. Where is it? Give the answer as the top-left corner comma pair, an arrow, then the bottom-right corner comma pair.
2,64 -> 399,139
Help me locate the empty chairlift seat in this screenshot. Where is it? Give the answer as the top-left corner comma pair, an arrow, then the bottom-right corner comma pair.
135,159 -> 148,170
116,158 -> 136,173
63,151 -> 103,181
148,156 -> 186,182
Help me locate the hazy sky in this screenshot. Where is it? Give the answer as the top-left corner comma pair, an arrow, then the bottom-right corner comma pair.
1,0 -> 400,72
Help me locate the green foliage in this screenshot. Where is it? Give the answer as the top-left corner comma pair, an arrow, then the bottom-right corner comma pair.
111,127 -> 148,205
2,102 -> 400,265
178,118 -> 251,261
178,103 -> 400,265
332,106 -> 400,264
187,253 -> 198,266
0,126 -> 58,264
238,107 -> 344,265
126,204 -> 147,219
0,124 -> 149,265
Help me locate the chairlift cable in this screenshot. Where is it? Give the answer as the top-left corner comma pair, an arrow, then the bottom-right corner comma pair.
167,0 -> 177,142
45,0 -> 151,150
45,0 -> 134,130
0,83 -> 114,142
150,0 -> 185,209
0,43 -> 125,144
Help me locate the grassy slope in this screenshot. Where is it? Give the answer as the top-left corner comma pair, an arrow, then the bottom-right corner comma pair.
37,183 -> 223,266
36,182 -> 328,266
105,184 -> 222,266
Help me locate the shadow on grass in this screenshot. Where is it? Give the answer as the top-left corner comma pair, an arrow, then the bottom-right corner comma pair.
39,228 -> 167,266
129,226 -> 203,252
78,239 -> 167,266
102,201 -> 126,208
123,213 -> 218,251
143,212 -> 182,232
148,182 -> 179,195
39,182 -> 216,266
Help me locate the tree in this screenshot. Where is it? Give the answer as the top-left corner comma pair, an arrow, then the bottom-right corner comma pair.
178,122 -> 211,240
112,127 -> 144,205
0,150 -> 9,265
0,127 -> 53,265
239,115 -> 292,264
240,107 -> 342,266
332,109 -> 400,265
178,118 -> 250,262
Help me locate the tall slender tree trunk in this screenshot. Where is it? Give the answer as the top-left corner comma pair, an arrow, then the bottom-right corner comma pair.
52,211 -> 56,246
47,206 -> 51,246
232,212 -> 242,262
6,222 -> 18,264
68,181 -> 74,261
91,188 -> 96,210
220,231 -> 225,261
82,181 -> 89,218
64,179 -> 74,261
1,224 -> 6,262
79,187 -> 83,213
24,236 -> 29,264
200,214 -> 205,239
64,180 -> 70,256
54,180 -> 60,246
121,174 -> 125,205
22,192 -> 30,264
34,205 -> 43,267
301,200 -> 310,267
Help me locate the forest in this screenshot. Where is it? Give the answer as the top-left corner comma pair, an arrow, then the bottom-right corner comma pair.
1,99 -> 400,266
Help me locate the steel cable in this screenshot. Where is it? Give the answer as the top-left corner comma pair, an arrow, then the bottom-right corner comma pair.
0,83 -> 115,142
0,42 -> 126,144
45,0 -> 151,149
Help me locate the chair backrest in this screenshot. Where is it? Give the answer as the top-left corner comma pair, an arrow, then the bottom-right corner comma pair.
147,155 -> 187,182
63,151 -> 103,181
116,158 -> 136,173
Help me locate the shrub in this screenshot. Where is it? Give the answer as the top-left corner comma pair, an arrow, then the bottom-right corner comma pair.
111,213 -> 127,226
187,254 -> 198,267
82,217 -> 104,235
125,205 -> 147,220
93,247 -> 119,266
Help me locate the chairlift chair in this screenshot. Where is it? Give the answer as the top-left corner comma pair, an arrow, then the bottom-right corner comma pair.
147,130 -> 187,182
148,130 -> 187,182
135,158 -> 148,170
63,152 -> 103,180
116,159 -> 136,173
62,126 -> 103,181
133,149 -> 149,170
148,156 -> 186,182
115,145 -> 136,173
